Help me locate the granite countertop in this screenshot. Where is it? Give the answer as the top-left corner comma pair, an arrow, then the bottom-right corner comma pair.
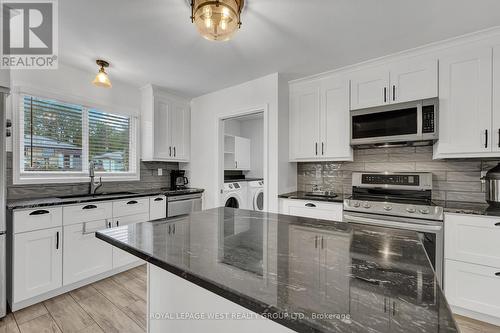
7,188 -> 204,210
96,207 -> 457,333
279,191 -> 344,203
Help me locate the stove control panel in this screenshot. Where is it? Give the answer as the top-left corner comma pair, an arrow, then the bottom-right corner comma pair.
362,174 -> 419,186
343,199 -> 444,221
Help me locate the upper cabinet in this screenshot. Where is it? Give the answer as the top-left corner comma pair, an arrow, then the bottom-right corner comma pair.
434,45 -> 497,158
141,85 -> 190,162
224,135 -> 251,170
289,75 -> 352,161
350,58 -> 438,110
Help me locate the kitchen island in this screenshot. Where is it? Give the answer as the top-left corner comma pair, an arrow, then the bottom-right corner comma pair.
96,207 -> 458,333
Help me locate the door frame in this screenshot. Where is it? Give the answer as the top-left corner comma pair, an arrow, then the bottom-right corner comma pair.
217,105 -> 269,211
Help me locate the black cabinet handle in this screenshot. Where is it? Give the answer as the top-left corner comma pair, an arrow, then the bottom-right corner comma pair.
384,298 -> 387,313
495,222 -> 500,226
173,147 -> 176,157
82,204 -> 97,210
56,231 -> 59,249
485,129 -> 488,148
392,85 -> 396,101
116,220 -> 119,227
321,236 -> 324,249
305,203 -> 316,208
29,210 -> 49,216
173,224 -> 176,234
495,272 -> 500,276
314,236 -> 318,249
384,87 -> 387,103
315,143 -> 318,155
392,301 -> 396,316
126,200 -> 138,205
168,225 -> 171,234
169,146 -> 172,157
154,197 -> 164,202
321,142 -> 324,155
108,221 -> 111,228
498,129 -> 500,148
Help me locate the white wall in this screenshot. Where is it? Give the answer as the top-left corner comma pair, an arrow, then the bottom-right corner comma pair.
190,73 -> 296,213
240,117 -> 264,179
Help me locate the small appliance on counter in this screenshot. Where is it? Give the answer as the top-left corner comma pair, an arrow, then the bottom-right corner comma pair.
484,163 -> 500,207
170,170 -> 189,190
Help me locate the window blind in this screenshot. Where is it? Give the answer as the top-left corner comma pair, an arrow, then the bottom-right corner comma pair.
23,95 -> 83,171
88,109 -> 131,172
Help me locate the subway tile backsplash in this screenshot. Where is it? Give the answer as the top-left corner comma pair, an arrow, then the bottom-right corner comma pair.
297,146 -> 499,203
6,152 -> 178,200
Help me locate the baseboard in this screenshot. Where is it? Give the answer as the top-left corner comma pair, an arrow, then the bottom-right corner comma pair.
451,305 -> 500,327
9,260 -> 144,312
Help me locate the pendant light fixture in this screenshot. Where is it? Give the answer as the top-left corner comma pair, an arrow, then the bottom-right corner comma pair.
190,0 -> 244,41
92,59 -> 112,88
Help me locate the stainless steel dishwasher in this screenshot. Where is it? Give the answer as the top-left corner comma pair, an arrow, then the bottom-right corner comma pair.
167,193 -> 203,217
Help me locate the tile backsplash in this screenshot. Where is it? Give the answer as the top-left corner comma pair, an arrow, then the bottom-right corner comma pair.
297,146 -> 499,203
6,152 -> 179,200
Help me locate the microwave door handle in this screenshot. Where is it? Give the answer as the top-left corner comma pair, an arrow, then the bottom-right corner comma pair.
417,103 -> 423,137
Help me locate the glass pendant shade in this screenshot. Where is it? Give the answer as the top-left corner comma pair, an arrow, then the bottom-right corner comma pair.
92,60 -> 112,88
192,0 -> 243,41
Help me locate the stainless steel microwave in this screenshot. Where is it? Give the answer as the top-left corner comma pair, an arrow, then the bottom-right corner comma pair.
350,98 -> 438,148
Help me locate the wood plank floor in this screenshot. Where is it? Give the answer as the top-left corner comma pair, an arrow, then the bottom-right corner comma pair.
0,264 -> 498,332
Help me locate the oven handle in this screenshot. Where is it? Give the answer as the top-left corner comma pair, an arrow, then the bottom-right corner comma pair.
343,214 -> 442,233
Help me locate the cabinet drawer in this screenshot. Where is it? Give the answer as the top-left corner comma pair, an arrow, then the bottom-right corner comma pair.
150,195 -> 167,220
63,202 -> 113,226
445,213 -> 500,267
445,260 -> 500,318
280,199 -> 343,222
113,198 -> 149,217
13,207 -> 63,234
63,220 -> 112,285
113,213 -> 150,228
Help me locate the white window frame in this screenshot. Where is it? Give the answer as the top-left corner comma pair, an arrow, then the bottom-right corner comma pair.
13,89 -> 140,184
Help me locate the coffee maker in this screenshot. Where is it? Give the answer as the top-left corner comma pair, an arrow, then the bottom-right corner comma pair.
170,170 -> 189,190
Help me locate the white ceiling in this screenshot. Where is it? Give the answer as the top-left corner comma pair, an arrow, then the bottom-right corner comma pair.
60,0 -> 500,97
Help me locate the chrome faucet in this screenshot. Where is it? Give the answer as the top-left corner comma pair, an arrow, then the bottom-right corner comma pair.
89,161 -> 103,195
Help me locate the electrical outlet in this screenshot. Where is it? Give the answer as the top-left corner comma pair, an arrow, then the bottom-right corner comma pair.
158,168 -> 163,176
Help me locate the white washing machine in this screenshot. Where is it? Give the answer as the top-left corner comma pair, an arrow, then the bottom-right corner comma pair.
222,182 -> 248,209
247,180 -> 264,211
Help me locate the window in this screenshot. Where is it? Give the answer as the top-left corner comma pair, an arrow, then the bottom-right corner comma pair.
16,94 -> 138,184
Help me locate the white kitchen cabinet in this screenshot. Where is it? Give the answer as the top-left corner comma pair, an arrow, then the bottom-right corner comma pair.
289,75 -> 352,161
13,227 -> 62,302
150,195 -> 167,220
62,202 -> 112,226
224,135 -> 251,170
492,45 -> 500,152
434,46 -> 494,158
445,260 -> 500,320
63,220 -> 112,285
350,58 -> 438,110
279,198 -> 343,222
141,84 -> 190,162
350,65 -> 390,110
112,198 -> 149,217
13,207 -> 62,234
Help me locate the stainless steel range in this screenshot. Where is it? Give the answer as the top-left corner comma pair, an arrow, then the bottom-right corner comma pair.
343,172 -> 444,285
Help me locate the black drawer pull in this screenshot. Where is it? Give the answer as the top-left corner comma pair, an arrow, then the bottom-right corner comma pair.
29,210 -> 49,216
154,197 -> 164,202
305,203 -> 316,208
495,222 -> 500,226
82,205 -> 97,210
496,272 -> 500,277
126,200 -> 138,205
56,231 -> 59,250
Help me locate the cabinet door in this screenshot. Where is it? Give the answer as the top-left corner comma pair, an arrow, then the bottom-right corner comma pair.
234,136 -> 251,170
390,58 -> 438,103
150,195 -> 167,220
111,214 -> 148,268
445,260 -> 500,318
63,220 -> 112,285
288,226 -> 321,312
153,97 -> 172,159
289,82 -> 321,159
13,227 -> 62,302
170,102 -> 190,161
320,76 -> 352,160
492,45 -> 500,151
350,66 -> 390,110
435,47 -> 492,156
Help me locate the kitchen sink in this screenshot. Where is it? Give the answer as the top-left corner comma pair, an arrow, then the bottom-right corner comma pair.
56,191 -> 137,199
304,191 -> 338,198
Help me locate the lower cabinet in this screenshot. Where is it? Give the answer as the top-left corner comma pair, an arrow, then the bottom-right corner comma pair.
279,198 -> 343,222
112,213 -> 149,268
13,227 -> 62,303
63,220 -> 112,285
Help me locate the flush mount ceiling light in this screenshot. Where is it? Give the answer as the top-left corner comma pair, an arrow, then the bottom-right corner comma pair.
92,59 -> 112,88
190,0 -> 244,41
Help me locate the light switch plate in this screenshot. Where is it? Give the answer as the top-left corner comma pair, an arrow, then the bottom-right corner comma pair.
158,168 -> 163,176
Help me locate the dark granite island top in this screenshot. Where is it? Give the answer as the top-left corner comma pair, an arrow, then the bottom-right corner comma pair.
96,207 -> 458,333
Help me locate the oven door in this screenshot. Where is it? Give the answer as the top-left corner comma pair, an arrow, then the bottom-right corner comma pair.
343,211 -> 443,286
